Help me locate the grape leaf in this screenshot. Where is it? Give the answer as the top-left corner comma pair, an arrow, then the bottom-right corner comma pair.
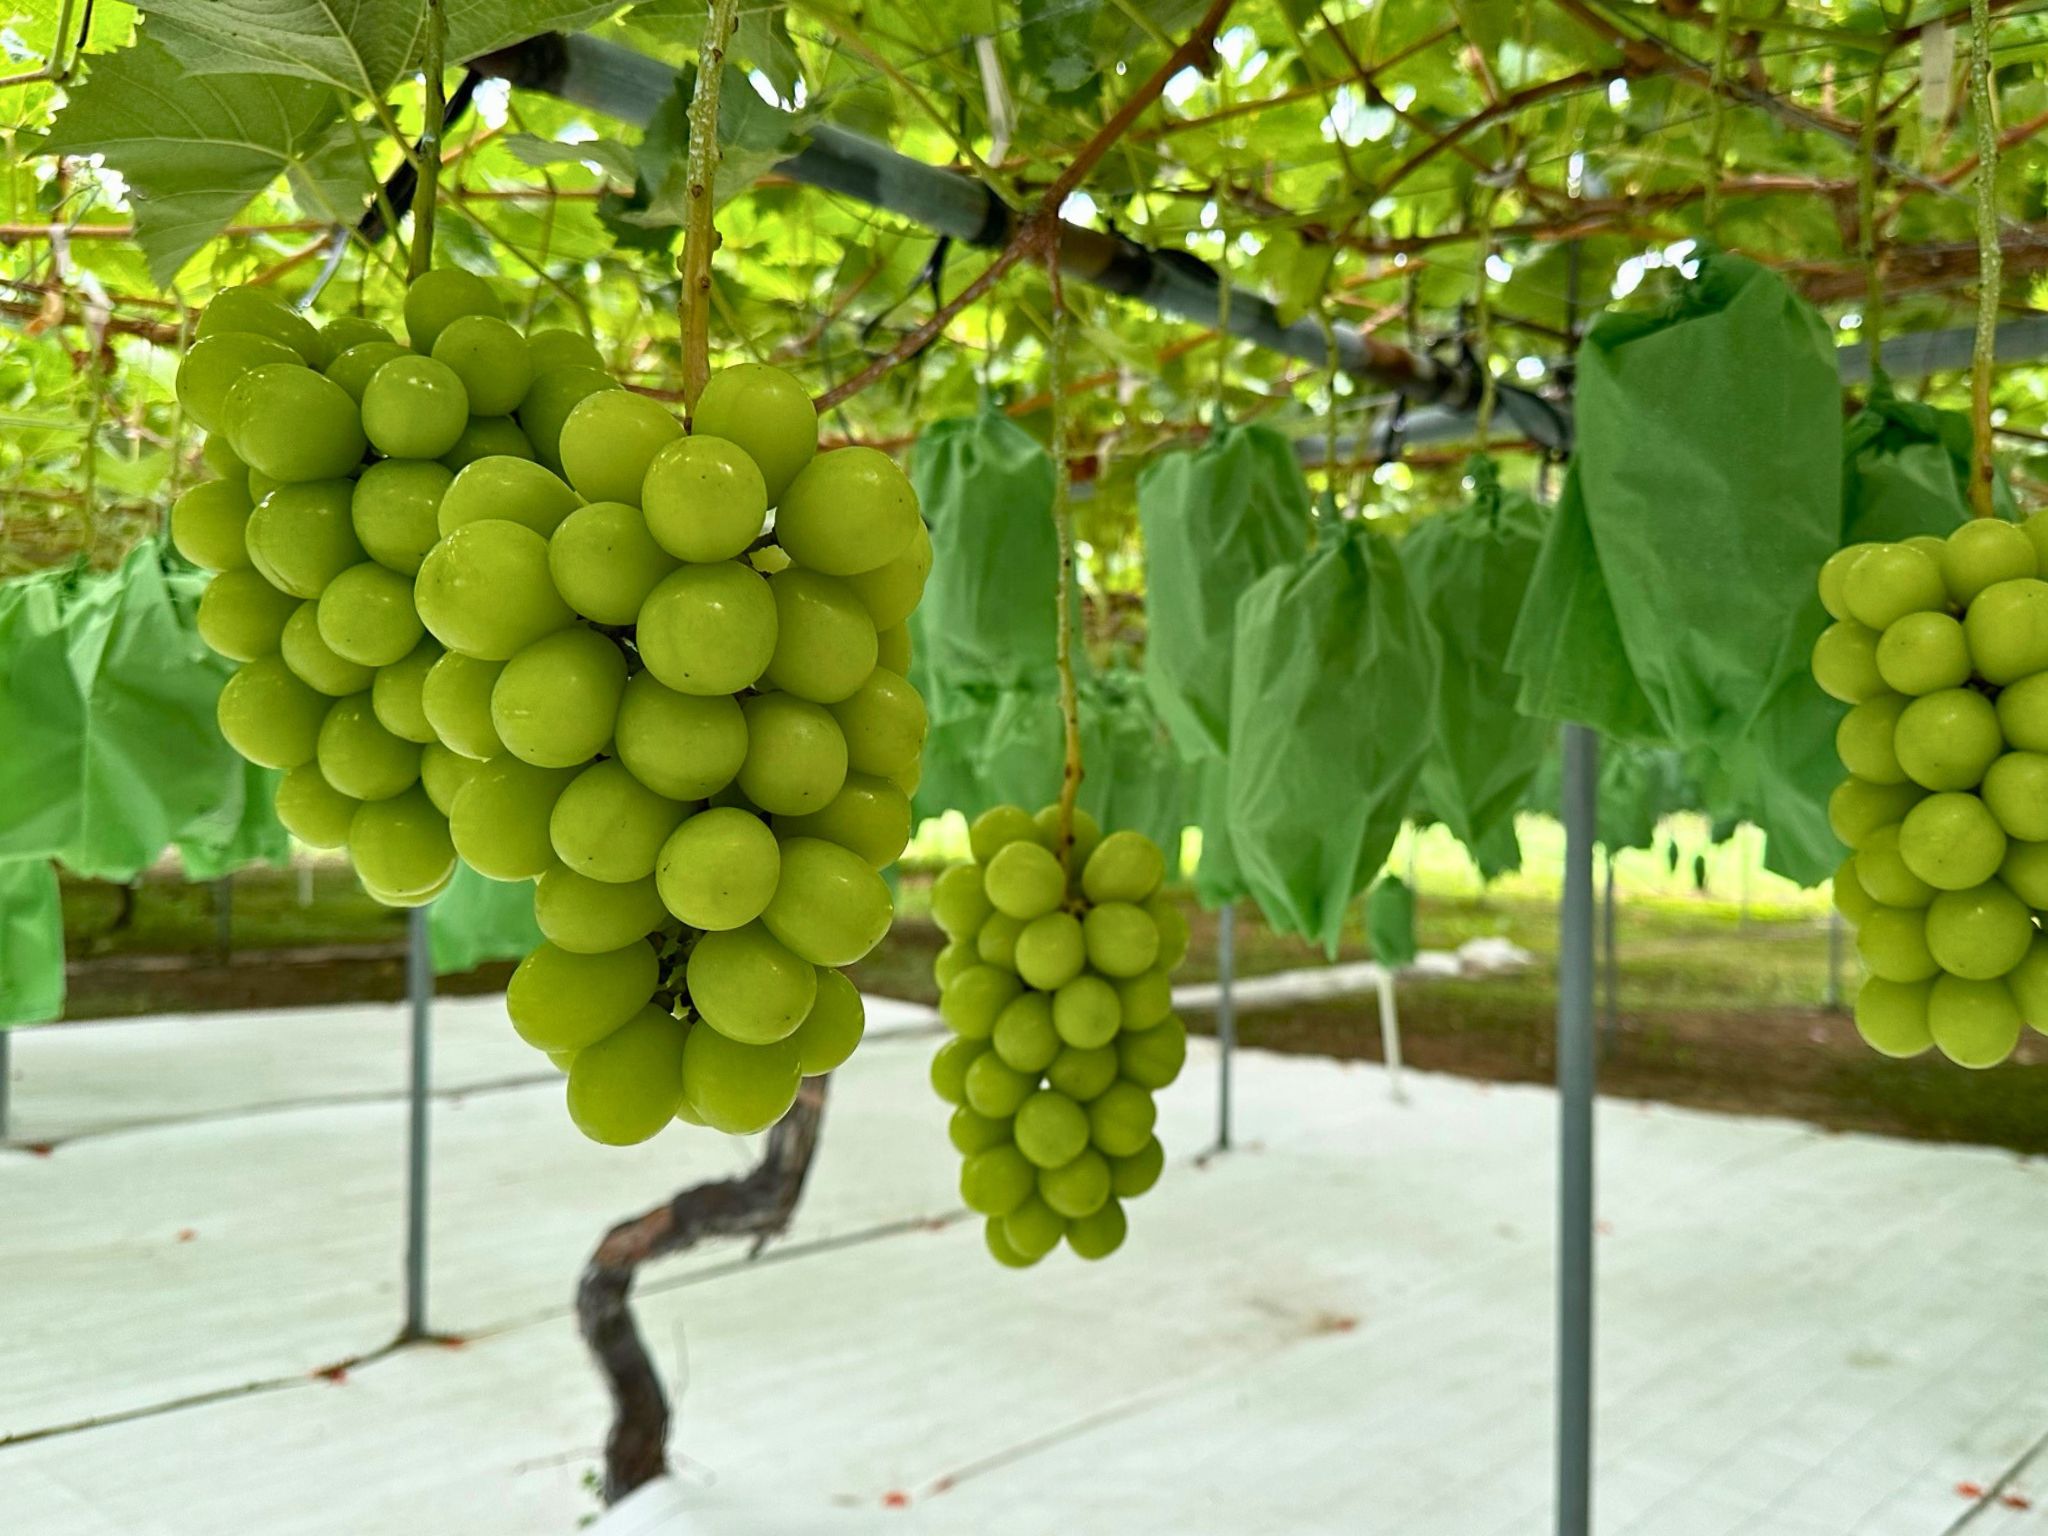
503,132 -> 638,184
133,0 -> 629,97
1020,0 -> 1102,94
610,65 -> 813,231
42,34 -> 374,284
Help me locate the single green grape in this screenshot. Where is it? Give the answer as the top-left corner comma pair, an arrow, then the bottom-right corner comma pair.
1087,1080 -> 1156,1157
449,756 -> 578,880
992,992 -> 1060,1073
1038,1148 -> 1112,1219
177,333 -> 301,433
245,479 -> 363,599
566,1005 -> 688,1145
491,626 -> 626,768
217,655 -> 329,768
420,651 -> 507,760
550,759 -> 688,883
1118,1015 -> 1187,1090
415,519 -> 575,660
772,774 -> 911,869
403,268 -> 502,354
274,762 -> 359,849
960,1143 -> 1036,1217
517,366 -> 621,475
548,500 -> 679,625
1014,911 -> 1086,991
324,341 -> 409,403
371,638 -> 444,744
759,835 -> 893,967
224,364 -> 366,483
949,1105 -> 1011,1156
351,460 -> 452,575
506,940 -> 658,1054
1002,1195 -> 1065,1262
535,867 -> 670,955
1047,1042 -> 1119,1102
170,478 -> 254,572
790,969 -> 865,1076
1065,1197 -> 1127,1261
984,839 -> 1067,921
1014,1089 -> 1090,1169
1083,830 -> 1165,904
682,1024 -> 803,1134
1115,967 -> 1175,1032
641,436 -> 768,562
977,911 -> 1023,972
691,364 -> 818,505
558,389 -> 684,505
613,672 -> 748,801
1052,974 -> 1121,1049
827,668 -> 927,779
317,693 -> 423,801
965,1051 -> 1034,1118
687,921 -> 818,1044
636,561 -> 778,696
985,1218 -> 1040,1268
655,807 -> 780,930
361,355 -> 469,460
939,964 -> 1019,1040
842,520 -> 931,630
197,286 -> 318,359
763,568 -> 878,704
526,329 -> 605,372
347,787 -> 455,906
197,568 -> 299,662
774,446 -> 918,575
1083,902 -> 1161,978
875,622 -> 912,675
419,742 -> 479,815
931,864 -> 993,938
439,456 -> 582,538
430,314 -> 533,417
317,562 -> 425,668
930,1036 -> 988,1105
1109,1137 -> 1164,1198
737,693 -> 848,815
280,601 -> 375,696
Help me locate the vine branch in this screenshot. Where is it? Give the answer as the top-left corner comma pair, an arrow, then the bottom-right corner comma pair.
407,0 -> 446,282
679,0 -> 741,411
1967,0 -> 2001,516
1047,254 -> 1084,869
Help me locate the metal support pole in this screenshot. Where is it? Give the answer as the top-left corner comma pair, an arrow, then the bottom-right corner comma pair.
1601,851 -> 1619,1051
402,905 -> 433,1341
1557,724 -> 1599,1536
1215,902 -> 1236,1152
1375,970 -> 1407,1105
1826,908 -> 1845,1012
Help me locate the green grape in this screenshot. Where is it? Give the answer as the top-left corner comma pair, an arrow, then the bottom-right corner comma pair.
170,478 -> 254,572
440,456 -> 582,538
614,673 -> 747,800
1109,1137 -> 1163,1198
827,668 -> 927,779
1046,978 -> 1120,1056
1983,752 -> 2048,840
197,568 -> 299,662
656,807 -> 780,929
1811,621 -> 1885,705
439,415 -> 535,472
1083,902 -> 1160,978
969,808 -> 1038,873
1115,967 -> 1174,1032
361,355 -> 469,460
641,436 -> 768,561
245,479 -> 363,598
201,433 -> 248,481
318,562 -> 424,667
317,694 -> 422,800
527,328 -> 605,372
1874,614 -> 1969,698
218,655 -> 328,768
933,941 -> 974,990
1843,543 -> 1946,630
306,314 -> 393,369
992,991 -> 1060,1072
224,364 -> 366,483
791,968 -> 865,1076
274,762 -> 359,848
876,622 -> 912,675
1038,1147 -> 1111,1219
1014,911 -> 1085,990
1827,777 -> 1925,852
940,964 -> 1020,1039
774,446 -> 918,575
369,639 -> 443,744
1966,578 -> 2048,685
491,626 -> 625,768
347,787 -> 455,905
517,366 -> 621,475
984,840 -> 1066,921
351,460 -> 452,575
842,521 -> 931,630
1997,672 -> 2048,754
763,568 -> 878,703
546,501 -> 679,625
421,652 -> 507,760
965,1051 -> 1034,1118
1924,882 -> 2033,979
1832,856 -> 1878,924
1145,895 -> 1190,970
430,314 -> 533,416
931,863 -> 993,938
506,940 -> 658,1053
960,1143 -> 1035,1216
691,363 -> 818,505
930,1035 -> 988,1105
535,866 -> 668,954
324,340 -> 410,403
1118,1015 -> 1187,1090
1014,1089 -> 1089,1169
419,742 -> 478,815
985,1218 -> 1040,1268
1048,1043 -> 1118,1102
450,757 -> 577,880
682,1025 -> 802,1134
1893,689 -> 2002,792
415,519 -> 574,660
1034,804 -> 1102,866
559,389 -> 684,504
760,836 -> 893,966
566,1005 -> 688,1145
177,333 -> 301,432
2001,840 -> 2048,908
1817,544 -> 1878,621
1002,1195 -> 1065,1262
1083,830 -> 1165,904
404,268 -> 502,353
950,1106 -> 1011,1156
977,911 -> 1024,971
198,286 -> 319,358
550,759 -> 688,882
1856,904 -> 1939,983
1926,973 -> 2023,1068
280,601 -> 375,696
2005,933 -> 2048,1025
736,693 -> 848,815
637,561 -> 777,696
688,921 -> 818,1044
1835,693 -> 1909,785
1065,1198 -> 1127,1261
1853,977 -> 1934,1058
1088,1081 -> 1156,1157
772,774 -> 911,869
1898,792 -> 2006,890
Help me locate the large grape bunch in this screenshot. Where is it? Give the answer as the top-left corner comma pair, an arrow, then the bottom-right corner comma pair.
929,804 -> 1189,1267
1816,518 -> 2048,1068
173,272 -> 931,1144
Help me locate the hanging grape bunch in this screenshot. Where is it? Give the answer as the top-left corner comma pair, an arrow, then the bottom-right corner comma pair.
929,805 -> 1190,1267
175,273 -> 931,1144
1815,518 -> 2048,1068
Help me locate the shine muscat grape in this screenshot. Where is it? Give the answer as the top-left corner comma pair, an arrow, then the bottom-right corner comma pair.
1816,519 -> 2048,1069
179,277 -> 929,1143
930,806 -> 1188,1266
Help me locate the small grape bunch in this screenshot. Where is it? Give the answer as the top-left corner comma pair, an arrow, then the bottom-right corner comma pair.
176,272 -> 931,1144
928,805 -> 1190,1267
1815,517 -> 2048,1068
